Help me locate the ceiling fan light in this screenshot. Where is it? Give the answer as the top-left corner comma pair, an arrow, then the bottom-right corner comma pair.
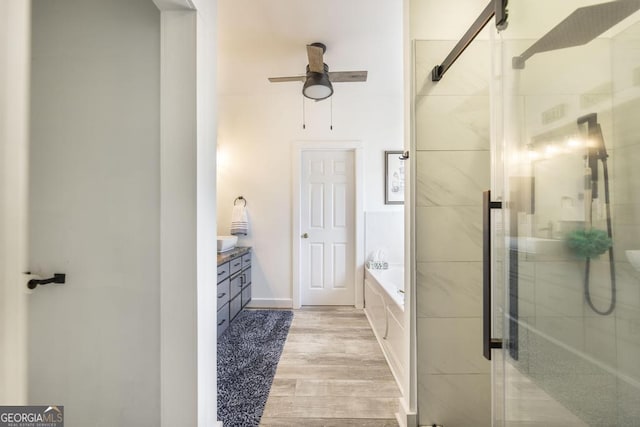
302,64 -> 333,100
303,76 -> 333,100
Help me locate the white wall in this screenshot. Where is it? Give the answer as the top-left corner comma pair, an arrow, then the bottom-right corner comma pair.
365,212 -> 404,266
29,1 -> 161,424
152,1 -> 219,425
155,1 -> 219,425
216,1 -> 404,306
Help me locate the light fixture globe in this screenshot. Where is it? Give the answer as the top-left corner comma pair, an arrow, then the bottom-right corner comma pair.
302,64 -> 333,100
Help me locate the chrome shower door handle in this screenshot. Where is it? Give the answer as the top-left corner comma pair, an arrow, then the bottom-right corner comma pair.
483,190 -> 503,360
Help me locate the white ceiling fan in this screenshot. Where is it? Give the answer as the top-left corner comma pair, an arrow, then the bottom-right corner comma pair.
268,42 -> 368,101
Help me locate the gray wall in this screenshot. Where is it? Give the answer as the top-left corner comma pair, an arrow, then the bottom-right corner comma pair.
29,0 -> 161,424
414,40 -> 491,426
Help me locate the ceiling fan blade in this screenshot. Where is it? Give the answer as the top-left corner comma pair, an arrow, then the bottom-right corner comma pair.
328,71 -> 368,82
307,44 -> 325,73
268,76 -> 306,83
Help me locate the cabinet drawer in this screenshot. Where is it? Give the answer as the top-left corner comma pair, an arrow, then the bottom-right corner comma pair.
229,257 -> 243,276
217,262 -> 230,283
230,274 -> 242,298
217,305 -> 229,338
217,279 -> 230,311
242,253 -> 251,268
243,266 -> 251,286
241,284 -> 251,308
229,294 -> 242,321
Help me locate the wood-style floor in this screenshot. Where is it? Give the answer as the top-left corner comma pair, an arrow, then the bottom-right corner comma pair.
260,307 -> 400,426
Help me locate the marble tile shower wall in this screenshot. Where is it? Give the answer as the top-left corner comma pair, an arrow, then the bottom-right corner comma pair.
414,40 -> 491,427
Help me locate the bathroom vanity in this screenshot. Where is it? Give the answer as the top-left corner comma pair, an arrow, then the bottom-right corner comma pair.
217,247 -> 252,337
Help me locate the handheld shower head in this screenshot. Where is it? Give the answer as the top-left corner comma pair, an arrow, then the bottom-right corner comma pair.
578,113 -> 608,159
577,112 -> 598,128
578,113 -> 608,199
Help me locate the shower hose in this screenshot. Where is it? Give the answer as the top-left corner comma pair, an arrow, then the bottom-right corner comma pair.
584,158 -> 616,316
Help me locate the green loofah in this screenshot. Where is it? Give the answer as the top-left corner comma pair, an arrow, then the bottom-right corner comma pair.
566,229 -> 612,258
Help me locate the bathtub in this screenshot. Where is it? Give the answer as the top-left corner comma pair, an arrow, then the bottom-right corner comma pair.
364,266 -> 406,387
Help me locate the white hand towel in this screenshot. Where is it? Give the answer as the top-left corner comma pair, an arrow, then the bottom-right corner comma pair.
230,205 -> 249,236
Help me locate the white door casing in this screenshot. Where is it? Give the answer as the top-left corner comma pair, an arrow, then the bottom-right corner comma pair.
0,0 -> 30,404
301,150 -> 355,305
292,141 -> 364,309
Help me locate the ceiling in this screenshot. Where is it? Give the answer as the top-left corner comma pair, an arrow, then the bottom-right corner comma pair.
216,0 -> 404,98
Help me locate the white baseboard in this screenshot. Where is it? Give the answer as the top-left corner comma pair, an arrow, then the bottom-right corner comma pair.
246,298 -> 293,309
397,397 -> 418,427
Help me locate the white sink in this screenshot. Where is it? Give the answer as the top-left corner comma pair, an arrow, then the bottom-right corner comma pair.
520,237 -> 562,253
513,237 -> 569,259
217,235 -> 238,253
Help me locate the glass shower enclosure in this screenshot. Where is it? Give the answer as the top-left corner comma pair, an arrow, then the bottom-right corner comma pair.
491,0 -> 640,425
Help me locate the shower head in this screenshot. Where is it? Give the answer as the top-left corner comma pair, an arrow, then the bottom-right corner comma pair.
513,0 -> 640,69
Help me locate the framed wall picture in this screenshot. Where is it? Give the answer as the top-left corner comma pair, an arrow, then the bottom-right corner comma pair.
384,151 -> 405,205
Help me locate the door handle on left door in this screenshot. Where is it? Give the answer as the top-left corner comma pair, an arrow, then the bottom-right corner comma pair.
301,233 -> 309,239
27,273 -> 66,290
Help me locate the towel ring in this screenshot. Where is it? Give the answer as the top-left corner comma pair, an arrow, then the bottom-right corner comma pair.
234,196 -> 247,207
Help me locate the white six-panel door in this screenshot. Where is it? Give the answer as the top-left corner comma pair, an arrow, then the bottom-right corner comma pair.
300,150 -> 355,305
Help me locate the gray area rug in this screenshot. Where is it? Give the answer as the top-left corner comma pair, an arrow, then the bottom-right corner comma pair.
217,309 -> 293,427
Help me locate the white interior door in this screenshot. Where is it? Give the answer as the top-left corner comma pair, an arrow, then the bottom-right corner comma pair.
0,1 -> 169,424
300,150 -> 355,305
2,2 -> 212,425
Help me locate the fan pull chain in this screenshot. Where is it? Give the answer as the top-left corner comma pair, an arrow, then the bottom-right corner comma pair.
330,97 -> 333,130
302,95 -> 306,129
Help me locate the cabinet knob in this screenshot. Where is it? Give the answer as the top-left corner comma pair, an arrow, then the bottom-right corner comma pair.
302,233 -> 309,239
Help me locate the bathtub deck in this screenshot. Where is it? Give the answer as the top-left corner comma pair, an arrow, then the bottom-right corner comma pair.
260,306 -> 400,426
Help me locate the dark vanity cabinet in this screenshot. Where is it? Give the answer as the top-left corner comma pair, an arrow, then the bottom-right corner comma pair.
217,247 -> 252,337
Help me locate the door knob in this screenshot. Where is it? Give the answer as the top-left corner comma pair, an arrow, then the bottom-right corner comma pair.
302,233 -> 309,238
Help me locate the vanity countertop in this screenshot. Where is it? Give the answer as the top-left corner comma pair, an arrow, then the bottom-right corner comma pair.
217,246 -> 251,265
